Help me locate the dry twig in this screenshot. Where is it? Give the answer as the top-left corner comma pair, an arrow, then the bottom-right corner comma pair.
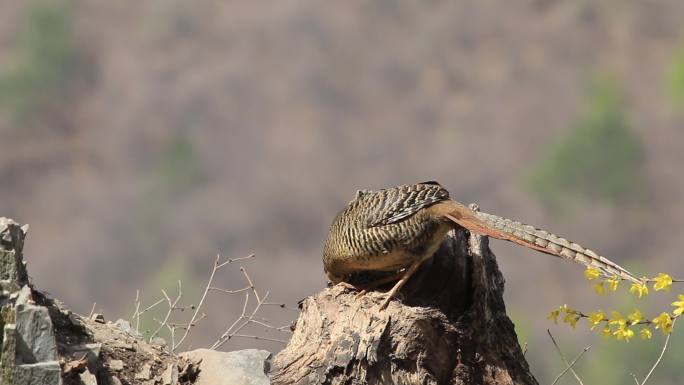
174,254 -> 226,351
638,318 -> 676,385
129,253 -> 293,353
548,329 -> 590,385
88,302 -> 97,318
130,290 -> 165,333
209,266 -> 292,350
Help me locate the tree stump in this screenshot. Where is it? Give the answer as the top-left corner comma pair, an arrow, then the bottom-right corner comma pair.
270,226 -> 538,385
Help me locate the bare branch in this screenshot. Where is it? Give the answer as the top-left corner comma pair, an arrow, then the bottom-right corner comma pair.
208,286 -> 251,294
261,301 -> 298,311
130,288 -> 167,334
240,267 -> 260,303
129,253 -> 291,353
88,302 -> 97,319
230,334 -> 287,344
174,254 -> 221,351
210,265 -> 290,350
211,292 -> 249,347
640,318 -> 677,385
150,281 -> 183,340
548,329 -> 590,385
249,319 -> 293,334
130,290 -> 141,329
215,254 -> 256,270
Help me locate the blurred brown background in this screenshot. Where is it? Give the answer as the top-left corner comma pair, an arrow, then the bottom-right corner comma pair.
1,1 -> 684,383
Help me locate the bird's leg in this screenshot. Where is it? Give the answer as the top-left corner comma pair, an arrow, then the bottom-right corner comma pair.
336,271 -> 402,294
354,270 -> 406,299
336,281 -> 362,291
379,255 -> 431,310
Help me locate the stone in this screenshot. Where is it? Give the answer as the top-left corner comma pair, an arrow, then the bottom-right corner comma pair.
135,363 -> 152,379
14,361 -> 62,385
108,359 -> 124,371
1,323 -> 17,385
12,285 -> 32,306
68,313 -> 84,328
150,336 -> 167,347
114,319 -> 142,338
0,218 -> 28,291
180,348 -> 272,385
78,368 -> 98,385
161,363 -> 178,385
14,304 -> 57,364
64,343 -> 102,372
91,313 -> 105,323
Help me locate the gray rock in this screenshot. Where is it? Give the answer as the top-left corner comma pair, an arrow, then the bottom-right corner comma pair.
1,323 -> 17,384
150,336 -> 167,347
113,319 -> 141,338
135,363 -> 152,379
79,368 -> 98,385
12,285 -> 32,306
15,304 -> 57,364
64,343 -> 102,372
0,219 -> 63,385
14,361 -> 62,385
161,363 -> 178,385
109,359 -> 124,371
68,313 -> 84,328
180,348 -> 272,385
0,218 -> 28,291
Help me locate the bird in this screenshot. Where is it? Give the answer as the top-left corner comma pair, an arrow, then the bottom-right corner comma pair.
322,181 -> 643,310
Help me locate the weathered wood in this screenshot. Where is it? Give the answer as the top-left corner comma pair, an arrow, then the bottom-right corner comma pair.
271,228 -> 538,385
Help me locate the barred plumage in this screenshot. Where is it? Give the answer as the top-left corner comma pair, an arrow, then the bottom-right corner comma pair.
323,182 -> 452,283
323,182 -> 643,294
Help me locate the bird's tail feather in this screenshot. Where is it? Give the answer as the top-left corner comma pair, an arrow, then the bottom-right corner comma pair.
436,201 -> 644,285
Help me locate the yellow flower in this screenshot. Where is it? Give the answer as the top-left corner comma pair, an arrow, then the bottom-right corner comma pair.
627,309 -> 643,325
609,311 -> 626,328
605,277 -> 620,292
584,267 -> 601,280
653,273 -> 673,292
652,312 -> 673,334
547,309 -> 560,324
588,310 -> 605,330
640,328 -> 652,340
613,326 -> 635,342
593,282 -> 605,295
563,312 -> 580,328
672,294 -> 684,316
630,282 -> 649,298
601,325 -> 612,338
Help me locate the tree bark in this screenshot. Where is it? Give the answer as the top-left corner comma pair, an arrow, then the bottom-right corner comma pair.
270,226 -> 538,385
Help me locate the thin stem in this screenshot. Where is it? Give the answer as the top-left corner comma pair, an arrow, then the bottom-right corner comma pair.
230,334 -> 287,343
88,302 -> 97,318
150,281 -> 182,340
174,254 -> 220,351
548,329 -> 590,385
640,318 -> 676,385
216,254 -> 255,269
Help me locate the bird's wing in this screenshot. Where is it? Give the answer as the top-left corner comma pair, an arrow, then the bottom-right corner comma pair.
362,182 -> 450,227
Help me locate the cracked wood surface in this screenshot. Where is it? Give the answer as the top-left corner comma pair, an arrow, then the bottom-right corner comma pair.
271,228 -> 538,385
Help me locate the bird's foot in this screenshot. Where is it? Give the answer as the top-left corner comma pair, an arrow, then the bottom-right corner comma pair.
336,281 -> 361,292
379,294 -> 393,310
